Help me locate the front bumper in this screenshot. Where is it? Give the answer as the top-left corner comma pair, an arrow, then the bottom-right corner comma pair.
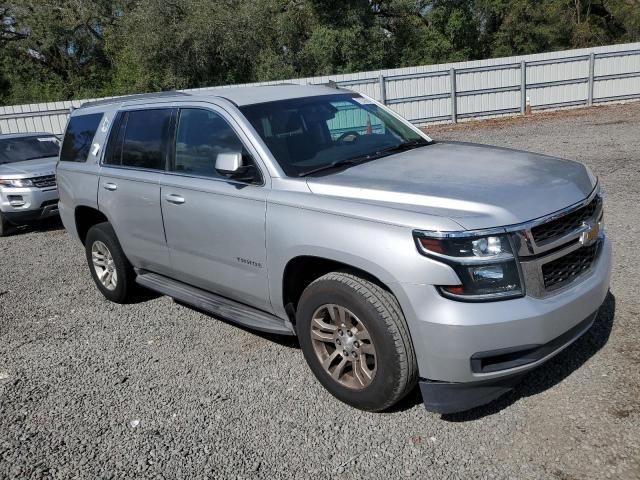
418,310 -> 598,413
395,235 -> 612,412
0,185 -> 59,224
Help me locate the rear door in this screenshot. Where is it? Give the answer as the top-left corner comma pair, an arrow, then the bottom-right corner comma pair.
159,106 -> 272,312
98,107 -> 174,275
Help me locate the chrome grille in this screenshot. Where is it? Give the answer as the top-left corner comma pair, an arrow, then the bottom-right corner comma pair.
542,243 -> 599,290
531,195 -> 601,245
516,189 -> 604,298
30,174 -> 56,188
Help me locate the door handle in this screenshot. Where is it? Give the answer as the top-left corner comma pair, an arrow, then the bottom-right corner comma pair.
103,182 -> 117,191
165,193 -> 185,205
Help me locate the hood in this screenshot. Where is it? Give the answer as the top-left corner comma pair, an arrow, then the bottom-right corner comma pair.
0,156 -> 58,178
306,142 -> 596,231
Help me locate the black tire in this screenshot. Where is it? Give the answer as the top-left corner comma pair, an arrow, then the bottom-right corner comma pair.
297,272 -> 418,412
85,222 -> 136,303
0,212 -> 7,237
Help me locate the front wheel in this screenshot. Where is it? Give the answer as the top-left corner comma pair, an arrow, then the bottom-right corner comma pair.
85,222 -> 136,303
297,272 -> 417,412
0,212 -> 9,237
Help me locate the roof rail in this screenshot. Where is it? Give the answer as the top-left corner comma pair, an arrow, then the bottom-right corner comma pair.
78,91 -> 190,110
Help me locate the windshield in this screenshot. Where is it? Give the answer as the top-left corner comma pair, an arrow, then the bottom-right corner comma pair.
240,93 -> 429,177
0,135 -> 60,165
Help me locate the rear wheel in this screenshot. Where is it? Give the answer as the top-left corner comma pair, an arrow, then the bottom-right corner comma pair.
297,272 -> 417,412
85,222 -> 136,303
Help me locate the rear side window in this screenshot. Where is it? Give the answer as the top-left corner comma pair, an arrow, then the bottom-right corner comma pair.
105,109 -> 172,171
60,113 -> 103,162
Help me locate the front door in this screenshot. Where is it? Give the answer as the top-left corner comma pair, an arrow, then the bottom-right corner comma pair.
160,107 -> 272,312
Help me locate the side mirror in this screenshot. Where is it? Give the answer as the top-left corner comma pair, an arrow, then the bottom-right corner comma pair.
215,152 -> 242,174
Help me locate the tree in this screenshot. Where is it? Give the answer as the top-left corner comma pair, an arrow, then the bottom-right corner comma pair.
378,0 -> 483,66
0,1 -> 129,102
0,0 -> 639,105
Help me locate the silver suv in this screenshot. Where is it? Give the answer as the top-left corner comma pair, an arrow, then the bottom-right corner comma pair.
57,85 -> 612,414
0,133 -> 60,236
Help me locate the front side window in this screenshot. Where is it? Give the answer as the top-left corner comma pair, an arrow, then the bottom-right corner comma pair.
60,113 -> 102,162
105,109 -> 172,170
240,94 -> 429,177
172,108 -> 247,179
0,135 -> 60,165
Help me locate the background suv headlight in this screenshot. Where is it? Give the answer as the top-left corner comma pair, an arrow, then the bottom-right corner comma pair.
414,231 -> 524,301
0,178 -> 33,188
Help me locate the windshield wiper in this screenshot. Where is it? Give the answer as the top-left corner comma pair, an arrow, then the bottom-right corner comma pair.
297,139 -> 431,177
23,155 -> 54,161
297,158 -> 366,177
376,139 -> 431,156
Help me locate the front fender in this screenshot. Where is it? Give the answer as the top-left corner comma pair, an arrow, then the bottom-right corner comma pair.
266,202 -> 459,319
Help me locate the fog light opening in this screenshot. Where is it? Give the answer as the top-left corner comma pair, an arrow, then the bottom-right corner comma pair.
8,195 -> 26,207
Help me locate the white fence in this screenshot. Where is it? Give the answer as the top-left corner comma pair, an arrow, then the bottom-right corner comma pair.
1,42 -> 639,135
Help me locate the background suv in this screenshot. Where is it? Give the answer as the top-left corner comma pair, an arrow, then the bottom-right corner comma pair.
56,85 -> 612,414
0,132 -> 60,236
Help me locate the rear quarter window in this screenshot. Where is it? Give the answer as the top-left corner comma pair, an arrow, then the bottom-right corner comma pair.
60,113 -> 103,162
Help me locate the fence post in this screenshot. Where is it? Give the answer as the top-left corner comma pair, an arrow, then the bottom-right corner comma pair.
587,52 -> 595,106
450,67 -> 457,123
520,60 -> 527,114
378,74 -> 387,105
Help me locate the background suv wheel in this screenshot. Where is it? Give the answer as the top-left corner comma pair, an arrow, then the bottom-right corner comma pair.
85,222 -> 136,303
296,272 -> 417,412
0,212 -> 9,237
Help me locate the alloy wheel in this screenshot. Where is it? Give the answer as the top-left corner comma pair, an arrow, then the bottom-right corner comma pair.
310,304 -> 377,390
91,240 -> 118,291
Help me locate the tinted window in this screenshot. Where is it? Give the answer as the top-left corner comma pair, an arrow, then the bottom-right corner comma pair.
173,108 -> 245,178
240,94 -> 427,177
107,109 -> 172,170
0,135 -> 60,165
103,111 -> 127,166
60,113 -> 102,162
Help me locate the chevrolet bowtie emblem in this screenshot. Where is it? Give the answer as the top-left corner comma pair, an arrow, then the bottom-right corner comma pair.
579,221 -> 600,247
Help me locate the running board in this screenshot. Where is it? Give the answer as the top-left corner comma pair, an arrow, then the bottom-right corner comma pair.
135,271 -> 295,336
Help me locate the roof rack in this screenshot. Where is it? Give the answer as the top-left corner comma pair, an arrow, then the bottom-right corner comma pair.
78,91 -> 191,110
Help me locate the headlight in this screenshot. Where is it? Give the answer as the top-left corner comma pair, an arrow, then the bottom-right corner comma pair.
414,231 -> 524,301
0,178 -> 33,187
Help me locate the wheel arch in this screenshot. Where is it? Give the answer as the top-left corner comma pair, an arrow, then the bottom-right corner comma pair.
74,205 -> 109,245
280,253 -> 399,324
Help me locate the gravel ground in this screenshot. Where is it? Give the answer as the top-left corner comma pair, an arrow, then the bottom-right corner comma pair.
1,102 -> 639,480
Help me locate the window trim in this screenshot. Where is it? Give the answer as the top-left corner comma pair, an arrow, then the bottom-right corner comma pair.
166,106 -> 264,187
100,107 -> 175,173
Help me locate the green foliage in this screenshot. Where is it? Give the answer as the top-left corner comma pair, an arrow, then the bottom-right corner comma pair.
0,0 -> 639,105
477,0 -> 571,56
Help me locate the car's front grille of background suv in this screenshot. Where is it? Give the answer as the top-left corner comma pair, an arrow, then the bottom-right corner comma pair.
541,243 -> 599,289
30,175 -> 56,189
531,194 -> 601,245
